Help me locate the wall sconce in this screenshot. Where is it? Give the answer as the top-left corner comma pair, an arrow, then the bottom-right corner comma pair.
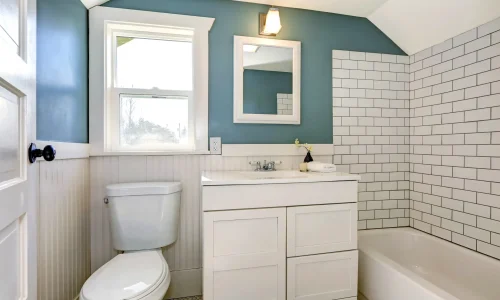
259,7 -> 282,36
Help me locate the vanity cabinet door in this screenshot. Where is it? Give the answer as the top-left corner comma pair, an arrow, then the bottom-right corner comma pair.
287,203 -> 357,257
203,208 -> 286,300
287,251 -> 358,300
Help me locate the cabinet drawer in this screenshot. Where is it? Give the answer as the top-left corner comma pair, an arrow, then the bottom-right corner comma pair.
203,181 -> 358,211
287,251 -> 358,300
287,203 -> 357,257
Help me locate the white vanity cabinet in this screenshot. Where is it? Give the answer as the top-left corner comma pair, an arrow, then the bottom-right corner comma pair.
202,171 -> 360,300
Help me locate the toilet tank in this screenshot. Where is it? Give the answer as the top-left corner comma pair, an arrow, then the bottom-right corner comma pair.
106,182 -> 182,251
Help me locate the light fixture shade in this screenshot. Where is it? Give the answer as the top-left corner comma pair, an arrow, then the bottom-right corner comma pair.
263,7 -> 282,35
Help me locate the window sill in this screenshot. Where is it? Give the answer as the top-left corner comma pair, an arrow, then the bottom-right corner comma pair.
90,150 -> 212,157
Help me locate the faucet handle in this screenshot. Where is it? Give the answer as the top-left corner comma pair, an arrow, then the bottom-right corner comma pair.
270,160 -> 282,171
249,161 -> 262,171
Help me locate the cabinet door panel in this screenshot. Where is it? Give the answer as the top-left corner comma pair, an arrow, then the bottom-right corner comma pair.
287,251 -> 358,300
287,203 -> 357,257
204,208 -> 286,300
214,265 -> 278,300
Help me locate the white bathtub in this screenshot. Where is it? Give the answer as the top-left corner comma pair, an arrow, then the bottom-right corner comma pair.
359,228 -> 500,300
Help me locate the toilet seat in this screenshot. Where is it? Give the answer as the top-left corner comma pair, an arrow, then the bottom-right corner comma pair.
80,249 -> 170,300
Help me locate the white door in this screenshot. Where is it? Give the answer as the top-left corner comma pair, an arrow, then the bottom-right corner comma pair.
0,0 -> 37,299
203,208 -> 286,300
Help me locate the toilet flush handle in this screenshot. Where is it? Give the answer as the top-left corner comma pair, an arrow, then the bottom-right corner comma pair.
104,197 -> 109,204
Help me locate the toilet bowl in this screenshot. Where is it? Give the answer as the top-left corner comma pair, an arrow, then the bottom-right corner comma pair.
80,182 -> 182,300
80,250 -> 170,300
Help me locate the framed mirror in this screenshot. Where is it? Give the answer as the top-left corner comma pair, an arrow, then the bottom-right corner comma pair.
234,36 -> 301,124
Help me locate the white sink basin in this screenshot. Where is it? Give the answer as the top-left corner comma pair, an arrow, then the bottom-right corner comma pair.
239,170 -> 310,180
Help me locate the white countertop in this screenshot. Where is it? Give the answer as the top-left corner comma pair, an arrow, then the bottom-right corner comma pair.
201,170 -> 361,186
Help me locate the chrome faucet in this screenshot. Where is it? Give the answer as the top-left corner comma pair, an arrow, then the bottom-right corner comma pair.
249,160 -> 282,171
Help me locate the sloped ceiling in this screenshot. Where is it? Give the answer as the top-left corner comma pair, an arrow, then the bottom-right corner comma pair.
80,0 -> 108,9
82,0 -> 500,55
369,0 -> 500,55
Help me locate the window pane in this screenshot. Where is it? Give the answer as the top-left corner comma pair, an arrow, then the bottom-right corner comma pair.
116,37 -> 192,90
120,95 -> 189,147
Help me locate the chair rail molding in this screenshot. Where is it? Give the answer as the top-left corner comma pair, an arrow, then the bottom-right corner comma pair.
36,141 -> 90,160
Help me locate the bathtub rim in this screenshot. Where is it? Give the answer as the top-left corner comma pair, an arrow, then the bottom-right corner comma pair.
357,227 -> 500,300
359,227 -> 500,267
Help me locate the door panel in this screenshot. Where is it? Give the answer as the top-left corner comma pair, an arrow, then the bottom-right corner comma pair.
0,0 -> 37,299
213,217 -> 279,256
213,265 -> 278,300
287,251 -> 358,300
0,218 -> 25,300
204,208 -> 286,300
287,204 -> 358,257
0,86 -> 21,183
0,0 -> 20,53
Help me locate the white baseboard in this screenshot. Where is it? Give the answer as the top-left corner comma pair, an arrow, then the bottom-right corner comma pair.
165,268 -> 202,299
36,141 -> 90,160
222,144 -> 334,157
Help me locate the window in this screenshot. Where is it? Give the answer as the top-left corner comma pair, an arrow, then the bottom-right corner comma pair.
109,28 -> 194,151
90,7 -> 215,154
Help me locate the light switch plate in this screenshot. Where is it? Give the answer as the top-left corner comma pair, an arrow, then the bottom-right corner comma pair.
210,137 -> 222,155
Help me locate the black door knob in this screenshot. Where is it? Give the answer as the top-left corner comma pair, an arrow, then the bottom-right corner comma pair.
28,143 -> 56,163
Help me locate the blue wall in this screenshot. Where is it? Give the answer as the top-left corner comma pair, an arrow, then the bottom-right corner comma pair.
104,0 -> 405,144
37,0 -> 89,143
243,70 -> 292,115
103,0 -> 405,144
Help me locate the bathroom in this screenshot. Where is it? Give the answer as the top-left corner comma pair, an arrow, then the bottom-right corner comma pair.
1,0 -> 500,299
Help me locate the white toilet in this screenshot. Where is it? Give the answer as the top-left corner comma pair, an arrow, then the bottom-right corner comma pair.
80,182 -> 182,300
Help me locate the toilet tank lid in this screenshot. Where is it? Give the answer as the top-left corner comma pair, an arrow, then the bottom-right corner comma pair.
106,182 -> 182,197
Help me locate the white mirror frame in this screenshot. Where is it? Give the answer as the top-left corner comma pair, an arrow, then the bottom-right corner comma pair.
234,36 -> 301,125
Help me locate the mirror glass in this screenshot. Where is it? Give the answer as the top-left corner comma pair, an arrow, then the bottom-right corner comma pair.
243,44 -> 293,116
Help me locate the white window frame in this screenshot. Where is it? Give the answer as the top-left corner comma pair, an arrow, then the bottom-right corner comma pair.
89,6 -> 215,155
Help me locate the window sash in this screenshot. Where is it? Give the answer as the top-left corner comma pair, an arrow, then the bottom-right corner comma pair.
110,29 -> 194,90
107,88 -> 195,152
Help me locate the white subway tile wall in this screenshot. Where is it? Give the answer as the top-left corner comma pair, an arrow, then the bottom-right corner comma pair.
277,93 -> 293,115
332,50 -> 411,231
409,17 -> 500,260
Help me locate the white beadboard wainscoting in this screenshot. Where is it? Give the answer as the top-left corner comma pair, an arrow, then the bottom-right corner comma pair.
89,154 -> 333,299
38,158 -> 91,300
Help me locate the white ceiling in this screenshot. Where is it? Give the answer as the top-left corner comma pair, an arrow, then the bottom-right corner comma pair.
233,0 -> 390,17
369,0 -> 500,55
82,0 -> 500,55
